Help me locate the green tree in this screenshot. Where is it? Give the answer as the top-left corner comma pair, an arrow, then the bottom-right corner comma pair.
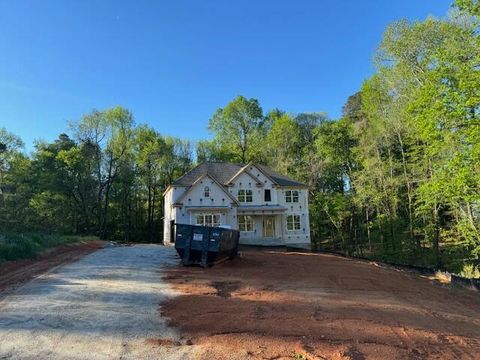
72,107 -> 135,239
208,95 -> 265,163
134,125 -> 166,242
265,112 -> 302,175
455,0 -> 480,15
0,127 -> 24,188
0,130 -> 28,231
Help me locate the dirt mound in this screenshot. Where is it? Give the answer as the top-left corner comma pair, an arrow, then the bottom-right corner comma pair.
161,250 -> 480,360
0,240 -> 103,297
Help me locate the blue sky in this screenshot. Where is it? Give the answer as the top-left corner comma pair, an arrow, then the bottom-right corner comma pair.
0,0 -> 452,149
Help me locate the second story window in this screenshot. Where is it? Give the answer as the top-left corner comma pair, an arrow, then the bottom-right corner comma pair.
264,189 -> 271,202
238,189 -> 253,203
285,190 -> 299,203
204,186 -> 210,198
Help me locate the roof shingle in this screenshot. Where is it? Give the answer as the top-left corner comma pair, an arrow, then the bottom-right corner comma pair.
172,161 -> 306,187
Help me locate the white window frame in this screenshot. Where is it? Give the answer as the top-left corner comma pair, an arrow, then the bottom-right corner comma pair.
238,215 -> 254,232
285,190 -> 299,203
238,189 -> 253,203
204,186 -> 210,198
286,214 -> 301,231
195,213 -> 220,227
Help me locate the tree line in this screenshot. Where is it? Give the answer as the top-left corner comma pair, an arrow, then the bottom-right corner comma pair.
0,109 -> 192,242
1,0 -> 479,275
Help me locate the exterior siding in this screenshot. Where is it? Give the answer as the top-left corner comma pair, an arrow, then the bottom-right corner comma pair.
227,166 -> 278,205
182,177 -> 235,210
163,188 -> 173,244
163,186 -> 187,244
227,172 -> 263,204
226,207 -> 238,230
279,188 -> 310,247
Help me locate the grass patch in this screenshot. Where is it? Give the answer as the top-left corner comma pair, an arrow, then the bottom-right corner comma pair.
459,264 -> 480,279
0,233 -> 98,262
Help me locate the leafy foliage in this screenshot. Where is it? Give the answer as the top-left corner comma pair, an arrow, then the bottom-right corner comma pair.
0,234 -> 97,262
0,107 -> 192,243
1,0 -> 479,276
208,96 -> 265,163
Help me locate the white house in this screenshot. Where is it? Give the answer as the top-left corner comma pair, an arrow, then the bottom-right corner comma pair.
163,162 -> 311,249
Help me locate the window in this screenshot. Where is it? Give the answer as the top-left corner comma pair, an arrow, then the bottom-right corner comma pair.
238,189 -> 253,202
238,215 -> 254,232
286,215 -> 301,231
285,190 -> 299,203
204,186 -> 210,198
195,213 -> 220,227
264,189 -> 271,202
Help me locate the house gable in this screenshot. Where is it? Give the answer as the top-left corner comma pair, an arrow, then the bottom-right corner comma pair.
174,173 -> 238,207
226,164 -> 263,187
228,166 -> 278,205
246,164 -> 278,187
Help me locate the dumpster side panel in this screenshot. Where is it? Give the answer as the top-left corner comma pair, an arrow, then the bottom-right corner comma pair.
174,223 -> 240,267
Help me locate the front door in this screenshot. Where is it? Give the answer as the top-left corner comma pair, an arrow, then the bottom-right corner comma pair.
263,216 -> 275,238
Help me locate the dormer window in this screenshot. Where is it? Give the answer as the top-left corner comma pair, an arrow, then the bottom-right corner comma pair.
204,186 -> 210,198
238,189 -> 253,203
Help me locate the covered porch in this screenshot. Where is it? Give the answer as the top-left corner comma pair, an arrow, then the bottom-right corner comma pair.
237,205 -> 287,246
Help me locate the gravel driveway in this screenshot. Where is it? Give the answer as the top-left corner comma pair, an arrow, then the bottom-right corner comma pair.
0,244 -> 198,360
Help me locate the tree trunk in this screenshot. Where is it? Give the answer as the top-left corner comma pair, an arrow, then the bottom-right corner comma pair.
100,154 -> 114,240
147,180 -> 153,242
152,186 -> 157,243
397,132 -> 415,243
432,204 -> 440,268
366,207 -> 372,252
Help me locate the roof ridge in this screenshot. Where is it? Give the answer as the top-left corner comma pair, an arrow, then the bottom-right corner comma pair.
171,161 -> 307,188
170,162 -> 205,185
255,163 -> 307,187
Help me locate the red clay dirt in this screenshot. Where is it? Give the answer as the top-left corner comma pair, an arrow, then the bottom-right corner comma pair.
161,249 -> 480,360
0,240 -> 104,297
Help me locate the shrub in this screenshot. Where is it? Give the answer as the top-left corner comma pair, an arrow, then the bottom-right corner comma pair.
0,233 -> 97,262
459,264 -> 480,279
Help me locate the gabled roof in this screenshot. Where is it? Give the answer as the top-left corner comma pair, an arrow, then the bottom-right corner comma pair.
174,173 -> 239,205
171,161 -> 306,188
225,163 -> 263,186
255,164 -> 307,187
172,162 -> 243,186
